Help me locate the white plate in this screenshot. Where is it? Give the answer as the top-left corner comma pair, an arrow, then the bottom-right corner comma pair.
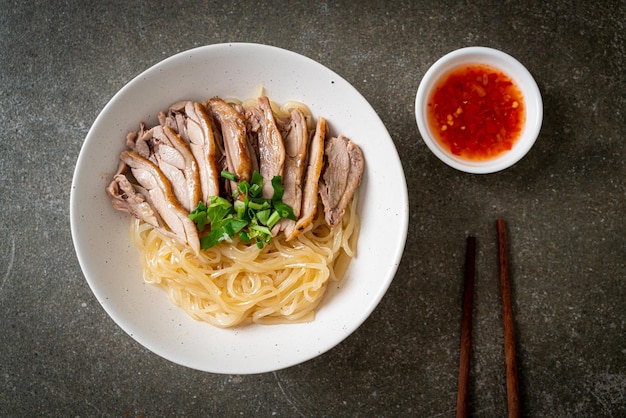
70,43 -> 408,374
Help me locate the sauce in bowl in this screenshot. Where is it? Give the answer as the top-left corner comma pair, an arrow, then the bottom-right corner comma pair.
427,64 -> 525,161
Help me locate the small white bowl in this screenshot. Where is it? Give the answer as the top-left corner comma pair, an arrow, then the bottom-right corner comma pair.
415,46 -> 543,174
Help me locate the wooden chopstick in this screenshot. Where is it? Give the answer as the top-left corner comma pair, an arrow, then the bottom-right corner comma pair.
497,219 -> 520,418
456,236 -> 476,418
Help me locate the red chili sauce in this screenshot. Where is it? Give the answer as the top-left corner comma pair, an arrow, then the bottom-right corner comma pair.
427,64 -> 525,161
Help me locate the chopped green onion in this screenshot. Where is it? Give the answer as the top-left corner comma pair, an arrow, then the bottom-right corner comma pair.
237,180 -> 250,195
266,210 -> 282,229
271,176 -> 284,201
248,200 -> 267,211
256,209 -> 271,226
188,170 -> 295,249
239,231 -> 250,243
221,170 -> 238,182
233,199 -> 246,219
273,201 -> 296,221
249,224 -> 271,236
250,171 -> 264,197
249,183 -> 261,197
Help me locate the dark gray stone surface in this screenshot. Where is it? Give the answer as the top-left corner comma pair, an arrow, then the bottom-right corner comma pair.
1,0 -> 624,416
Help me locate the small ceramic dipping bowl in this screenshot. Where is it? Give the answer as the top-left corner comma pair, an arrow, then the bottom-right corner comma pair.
415,46 -> 543,174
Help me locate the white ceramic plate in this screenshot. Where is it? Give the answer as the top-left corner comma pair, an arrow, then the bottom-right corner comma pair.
70,43 -> 408,374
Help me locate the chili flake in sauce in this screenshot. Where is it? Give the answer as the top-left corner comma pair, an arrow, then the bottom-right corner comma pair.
427,64 -> 525,161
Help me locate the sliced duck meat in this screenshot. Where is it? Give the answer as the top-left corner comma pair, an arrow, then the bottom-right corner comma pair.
243,111 -> 261,175
126,122 -> 151,158
272,108 -> 309,236
119,150 -> 200,253
247,96 -> 285,198
158,100 -> 187,133
318,135 -> 364,228
145,125 -> 202,212
206,98 -> 252,186
160,101 -> 221,203
202,110 -> 232,196
285,116 -> 326,240
126,122 -> 201,211
106,168 -> 160,229
281,109 -> 309,215
183,102 -> 220,200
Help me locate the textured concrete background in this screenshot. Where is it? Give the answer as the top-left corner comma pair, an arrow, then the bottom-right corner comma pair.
1,0 -> 624,416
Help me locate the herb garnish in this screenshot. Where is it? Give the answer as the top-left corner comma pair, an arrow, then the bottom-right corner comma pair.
189,170 -> 296,249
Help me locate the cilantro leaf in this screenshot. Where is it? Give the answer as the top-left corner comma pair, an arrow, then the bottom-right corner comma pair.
200,218 -> 248,249
188,201 -> 208,231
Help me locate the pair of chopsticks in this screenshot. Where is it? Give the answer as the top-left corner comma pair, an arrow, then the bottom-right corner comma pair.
456,220 -> 520,418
